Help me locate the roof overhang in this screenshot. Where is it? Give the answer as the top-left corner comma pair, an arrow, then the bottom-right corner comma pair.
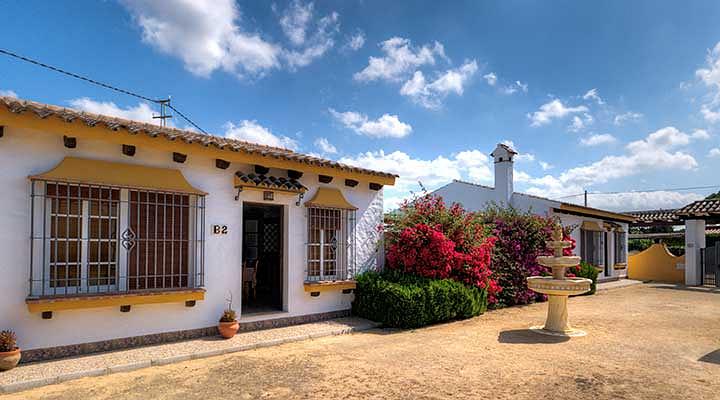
30,157 -> 206,195
555,203 -> 636,223
0,98 -> 397,186
304,187 -> 357,210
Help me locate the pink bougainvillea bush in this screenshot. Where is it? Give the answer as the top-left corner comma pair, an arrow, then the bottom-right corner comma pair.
385,195 -> 499,301
481,206 -> 573,307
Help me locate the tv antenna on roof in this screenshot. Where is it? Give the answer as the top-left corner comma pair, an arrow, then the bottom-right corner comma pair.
152,96 -> 173,127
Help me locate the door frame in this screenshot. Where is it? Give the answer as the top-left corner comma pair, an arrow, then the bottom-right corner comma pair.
240,202 -> 285,312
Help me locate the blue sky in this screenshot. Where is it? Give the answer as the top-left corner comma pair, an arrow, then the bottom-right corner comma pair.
3,0 -> 720,210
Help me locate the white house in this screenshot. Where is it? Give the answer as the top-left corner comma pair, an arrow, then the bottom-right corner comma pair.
433,143 -> 635,281
0,96 -> 395,361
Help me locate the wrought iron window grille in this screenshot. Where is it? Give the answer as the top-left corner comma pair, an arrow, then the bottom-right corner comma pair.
28,180 -> 205,298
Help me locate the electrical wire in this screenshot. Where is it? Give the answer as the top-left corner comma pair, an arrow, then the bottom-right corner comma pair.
556,184 -> 720,199
0,48 -> 208,134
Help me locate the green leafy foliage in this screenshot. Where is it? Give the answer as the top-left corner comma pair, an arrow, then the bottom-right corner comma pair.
352,270 -> 487,329
571,261 -> 599,295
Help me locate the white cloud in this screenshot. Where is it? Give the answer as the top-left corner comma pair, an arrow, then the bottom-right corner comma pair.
539,161 -> 553,171
483,72 -> 497,86
121,0 -> 281,78
339,149 -> 492,209
524,127 -> 699,202
579,133 -> 617,147
314,137 -> 337,154
399,60 -> 478,109
568,113 -> 594,132
708,148 -> 720,157
282,9 -> 340,69
223,120 -> 299,150
579,191 -> 704,212
329,109 -> 412,138
691,129 -> 711,140
501,80 -> 528,95
0,89 -> 18,98
582,88 -> 604,105
701,105 -> 720,123
353,37 -> 446,82
528,99 -> 588,127
614,111 -> 643,125
695,42 -> 720,123
279,0 -> 314,46
121,0 -> 339,78
345,31 -> 365,51
68,98 -> 157,124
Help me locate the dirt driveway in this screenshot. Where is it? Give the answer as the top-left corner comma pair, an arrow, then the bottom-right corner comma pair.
5,284 -> 720,400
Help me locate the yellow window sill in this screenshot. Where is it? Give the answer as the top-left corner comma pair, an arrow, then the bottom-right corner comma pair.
26,288 -> 205,313
303,280 -> 356,292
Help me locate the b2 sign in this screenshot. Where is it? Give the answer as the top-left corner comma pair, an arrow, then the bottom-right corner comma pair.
212,225 -> 228,235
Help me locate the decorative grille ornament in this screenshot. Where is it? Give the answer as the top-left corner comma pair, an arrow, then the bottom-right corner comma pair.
121,228 -> 136,250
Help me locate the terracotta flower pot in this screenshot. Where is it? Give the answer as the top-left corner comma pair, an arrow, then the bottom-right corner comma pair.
0,348 -> 21,371
218,321 -> 239,339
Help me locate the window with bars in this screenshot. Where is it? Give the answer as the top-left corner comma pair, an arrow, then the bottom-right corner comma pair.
580,228 -> 604,267
306,207 -> 355,281
29,181 -> 205,298
614,231 -> 627,265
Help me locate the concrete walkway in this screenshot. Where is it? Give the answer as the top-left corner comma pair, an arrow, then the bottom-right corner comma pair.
597,278 -> 643,291
0,317 -> 379,394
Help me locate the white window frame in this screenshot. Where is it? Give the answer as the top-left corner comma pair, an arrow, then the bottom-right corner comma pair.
44,193 -> 120,295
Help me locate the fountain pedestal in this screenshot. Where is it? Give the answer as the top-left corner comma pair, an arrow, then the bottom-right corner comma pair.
526,225 -> 591,337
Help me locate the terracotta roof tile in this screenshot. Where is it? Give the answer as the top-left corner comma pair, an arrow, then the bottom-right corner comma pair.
0,96 -> 397,180
625,209 -> 680,223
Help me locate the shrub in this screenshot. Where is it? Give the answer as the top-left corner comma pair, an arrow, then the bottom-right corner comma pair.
570,261 -> 599,295
480,206 -> 559,308
385,194 -> 498,300
352,271 -> 487,329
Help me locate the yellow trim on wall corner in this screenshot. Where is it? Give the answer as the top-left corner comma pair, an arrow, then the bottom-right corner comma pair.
26,289 -> 205,313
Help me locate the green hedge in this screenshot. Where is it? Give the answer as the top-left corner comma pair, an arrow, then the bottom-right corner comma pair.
574,261 -> 599,295
352,270 -> 487,329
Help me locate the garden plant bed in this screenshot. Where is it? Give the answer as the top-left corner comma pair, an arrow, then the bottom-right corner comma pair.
5,284 -> 720,400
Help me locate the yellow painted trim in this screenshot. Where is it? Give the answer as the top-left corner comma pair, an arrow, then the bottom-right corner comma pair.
581,221 -> 604,232
304,187 -> 357,210
30,157 -> 207,195
613,263 -> 627,270
303,281 -> 356,292
1,109 -> 396,186
558,203 -> 636,223
233,175 -> 306,194
26,290 -> 205,313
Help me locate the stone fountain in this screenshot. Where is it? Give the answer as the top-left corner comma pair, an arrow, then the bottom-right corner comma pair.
526,224 -> 591,337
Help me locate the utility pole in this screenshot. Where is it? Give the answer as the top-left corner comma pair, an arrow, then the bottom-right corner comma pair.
584,190 -> 588,207
153,96 -> 173,127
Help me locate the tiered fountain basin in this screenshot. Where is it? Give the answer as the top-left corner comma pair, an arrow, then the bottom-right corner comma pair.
527,234 -> 592,337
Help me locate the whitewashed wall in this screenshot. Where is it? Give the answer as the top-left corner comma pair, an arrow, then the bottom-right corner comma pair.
0,126 -> 383,350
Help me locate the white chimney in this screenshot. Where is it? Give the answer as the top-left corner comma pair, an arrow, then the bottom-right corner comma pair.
490,143 -> 517,205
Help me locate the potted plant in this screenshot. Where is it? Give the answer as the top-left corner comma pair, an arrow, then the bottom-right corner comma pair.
218,294 -> 239,339
0,330 -> 20,371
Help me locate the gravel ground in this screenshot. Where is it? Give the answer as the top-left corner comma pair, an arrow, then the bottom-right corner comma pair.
4,284 -> 719,400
